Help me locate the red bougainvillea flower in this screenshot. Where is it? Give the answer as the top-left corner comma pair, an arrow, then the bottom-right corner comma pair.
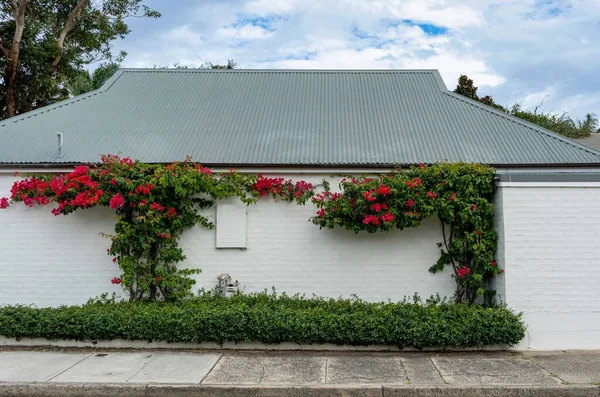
0,197 -> 8,209
156,232 -> 172,239
406,198 -> 415,208
362,215 -> 380,225
426,191 -> 437,199
194,164 -> 213,175
134,183 -> 154,195
109,193 -> 125,209
165,208 -> 178,218
371,203 -> 383,213
490,261 -> 497,268
471,204 -> 477,211
449,192 -> 456,201
362,190 -> 377,202
475,230 -> 482,235
456,267 -> 471,279
376,184 -> 391,197
317,209 -> 326,217
154,277 -> 163,284
111,277 -> 122,285
380,213 -> 395,223
151,202 -> 165,211
419,163 -> 425,168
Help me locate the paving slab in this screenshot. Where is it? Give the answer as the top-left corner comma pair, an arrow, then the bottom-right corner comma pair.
525,352 -> 600,384
127,352 -> 221,384
401,356 -> 445,385
147,384 -> 383,397
50,352 -> 155,383
431,357 -> 559,385
202,355 -> 326,385
0,351 -> 91,383
383,385 -> 600,397
326,356 -> 405,384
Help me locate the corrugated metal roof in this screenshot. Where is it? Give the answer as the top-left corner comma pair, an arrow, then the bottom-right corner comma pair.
1,69 -> 600,166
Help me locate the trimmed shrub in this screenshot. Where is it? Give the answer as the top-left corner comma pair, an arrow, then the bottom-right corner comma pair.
0,293 -> 525,349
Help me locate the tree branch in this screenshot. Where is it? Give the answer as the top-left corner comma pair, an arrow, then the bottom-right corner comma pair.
0,40 -> 9,58
50,0 -> 90,72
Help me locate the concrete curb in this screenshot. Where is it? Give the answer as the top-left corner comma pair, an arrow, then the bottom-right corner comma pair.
0,384 -> 599,397
0,337 -> 509,352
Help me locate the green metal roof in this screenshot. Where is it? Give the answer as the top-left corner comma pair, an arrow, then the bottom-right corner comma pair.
1,69 -> 600,166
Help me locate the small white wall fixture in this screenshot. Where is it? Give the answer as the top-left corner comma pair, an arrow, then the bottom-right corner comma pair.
216,204 -> 247,249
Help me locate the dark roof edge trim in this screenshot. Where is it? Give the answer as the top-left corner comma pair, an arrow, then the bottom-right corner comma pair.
498,173 -> 600,182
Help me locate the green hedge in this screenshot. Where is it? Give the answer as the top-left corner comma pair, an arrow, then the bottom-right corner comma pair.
0,293 -> 525,348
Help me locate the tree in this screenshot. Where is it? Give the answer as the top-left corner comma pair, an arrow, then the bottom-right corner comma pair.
200,59 -> 237,70
453,75 -> 506,111
67,61 -> 119,96
155,60 -> 238,70
454,75 -> 598,138
577,113 -> 599,135
0,0 -> 160,119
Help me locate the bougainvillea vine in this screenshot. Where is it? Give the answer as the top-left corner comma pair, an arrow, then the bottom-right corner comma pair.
1,158 -> 499,304
310,163 -> 500,304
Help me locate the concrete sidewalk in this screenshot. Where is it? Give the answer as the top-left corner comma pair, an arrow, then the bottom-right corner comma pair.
0,348 -> 599,396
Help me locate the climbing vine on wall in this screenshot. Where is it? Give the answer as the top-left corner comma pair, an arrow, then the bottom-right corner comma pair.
1,158 -> 499,304
310,163 -> 501,303
2,156 -> 260,301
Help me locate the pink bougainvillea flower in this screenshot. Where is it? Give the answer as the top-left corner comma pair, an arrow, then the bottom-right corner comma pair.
371,203 -> 383,213
406,199 -> 415,208
362,215 -> 380,225
426,191 -> 437,199
0,197 -> 8,209
471,204 -> 477,211
111,277 -> 122,285
109,193 -> 125,209
380,213 -> 395,223
317,209 -> 326,217
456,267 -> 471,279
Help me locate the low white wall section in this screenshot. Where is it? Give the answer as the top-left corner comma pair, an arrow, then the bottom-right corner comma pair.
0,174 -> 454,307
497,182 -> 600,350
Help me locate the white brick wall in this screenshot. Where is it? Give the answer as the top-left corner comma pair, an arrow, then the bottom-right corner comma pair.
5,172 -> 600,350
498,183 -> 600,350
0,174 -> 454,307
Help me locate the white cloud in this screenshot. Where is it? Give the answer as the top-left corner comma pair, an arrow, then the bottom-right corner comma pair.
116,0 -> 600,118
217,24 -> 275,40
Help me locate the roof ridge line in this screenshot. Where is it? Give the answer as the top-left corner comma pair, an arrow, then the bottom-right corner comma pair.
442,90 -> 600,159
0,70 -> 125,128
119,68 -> 440,73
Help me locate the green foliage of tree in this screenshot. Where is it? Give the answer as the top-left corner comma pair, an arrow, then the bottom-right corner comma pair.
453,75 -> 600,138
66,61 -> 120,96
0,0 -> 160,119
155,59 -> 238,70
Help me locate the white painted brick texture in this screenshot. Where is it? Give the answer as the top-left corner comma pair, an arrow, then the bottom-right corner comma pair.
500,185 -> 600,350
0,174 -> 454,307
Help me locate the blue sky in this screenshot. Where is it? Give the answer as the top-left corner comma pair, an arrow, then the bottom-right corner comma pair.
113,0 -> 600,119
